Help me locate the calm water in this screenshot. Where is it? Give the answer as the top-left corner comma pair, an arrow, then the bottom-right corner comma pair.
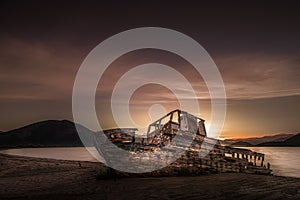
240,147 -> 300,178
1,147 -> 299,178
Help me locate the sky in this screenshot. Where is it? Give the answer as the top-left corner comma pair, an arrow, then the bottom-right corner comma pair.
0,1 -> 299,138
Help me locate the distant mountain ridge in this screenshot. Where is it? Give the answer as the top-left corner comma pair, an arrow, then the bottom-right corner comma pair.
0,120 -> 299,148
256,133 -> 300,147
0,120 -> 94,148
224,133 -> 294,146
229,141 -> 253,147
227,133 -> 300,147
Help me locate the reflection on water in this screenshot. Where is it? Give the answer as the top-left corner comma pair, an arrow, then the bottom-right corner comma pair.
1,147 -> 299,178
242,147 -> 300,178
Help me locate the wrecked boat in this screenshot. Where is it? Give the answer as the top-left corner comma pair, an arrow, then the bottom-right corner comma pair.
94,109 -> 272,175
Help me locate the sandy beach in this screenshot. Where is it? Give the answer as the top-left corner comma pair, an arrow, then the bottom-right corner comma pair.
0,153 -> 299,200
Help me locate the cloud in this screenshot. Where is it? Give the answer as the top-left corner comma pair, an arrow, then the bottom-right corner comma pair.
0,37 -> 80,100
0,36 -> 299,134
95,49 -> 300,101
215,52 -> 300,99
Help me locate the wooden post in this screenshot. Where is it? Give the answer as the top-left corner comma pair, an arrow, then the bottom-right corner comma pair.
261,155 -> 264,167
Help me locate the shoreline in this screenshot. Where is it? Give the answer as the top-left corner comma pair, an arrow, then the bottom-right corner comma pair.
0,152 -> 297,179
1,153 -> 299,199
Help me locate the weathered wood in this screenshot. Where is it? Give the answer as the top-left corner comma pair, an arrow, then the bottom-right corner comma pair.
95,109 -> 272,175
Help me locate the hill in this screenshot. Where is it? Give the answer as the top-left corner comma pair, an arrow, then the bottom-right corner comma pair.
1,120 -> 299,148
285,133 -> 300,146
257,133 -> 300,147
230,141 -> 253,147
224,133 -> 294,146
0,120 -> 94,148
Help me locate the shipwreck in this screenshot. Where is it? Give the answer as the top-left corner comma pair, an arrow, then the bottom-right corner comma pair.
94,109 -> 272,175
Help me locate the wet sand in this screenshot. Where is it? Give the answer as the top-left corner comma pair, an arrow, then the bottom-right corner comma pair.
0,153 -> 299,200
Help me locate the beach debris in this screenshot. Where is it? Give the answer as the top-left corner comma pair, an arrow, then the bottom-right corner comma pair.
96,109 -> 272,175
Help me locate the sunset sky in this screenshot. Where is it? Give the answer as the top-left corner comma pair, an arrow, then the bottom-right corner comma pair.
0,1 -> 299,138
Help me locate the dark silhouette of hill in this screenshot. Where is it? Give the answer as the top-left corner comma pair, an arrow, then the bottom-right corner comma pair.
285,133 -> 300,146
0,120 -> 94,148
224,133 -> 294,146
1,120 -> 298,148
257,133 -> 300,147
230,141 -> 253,147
